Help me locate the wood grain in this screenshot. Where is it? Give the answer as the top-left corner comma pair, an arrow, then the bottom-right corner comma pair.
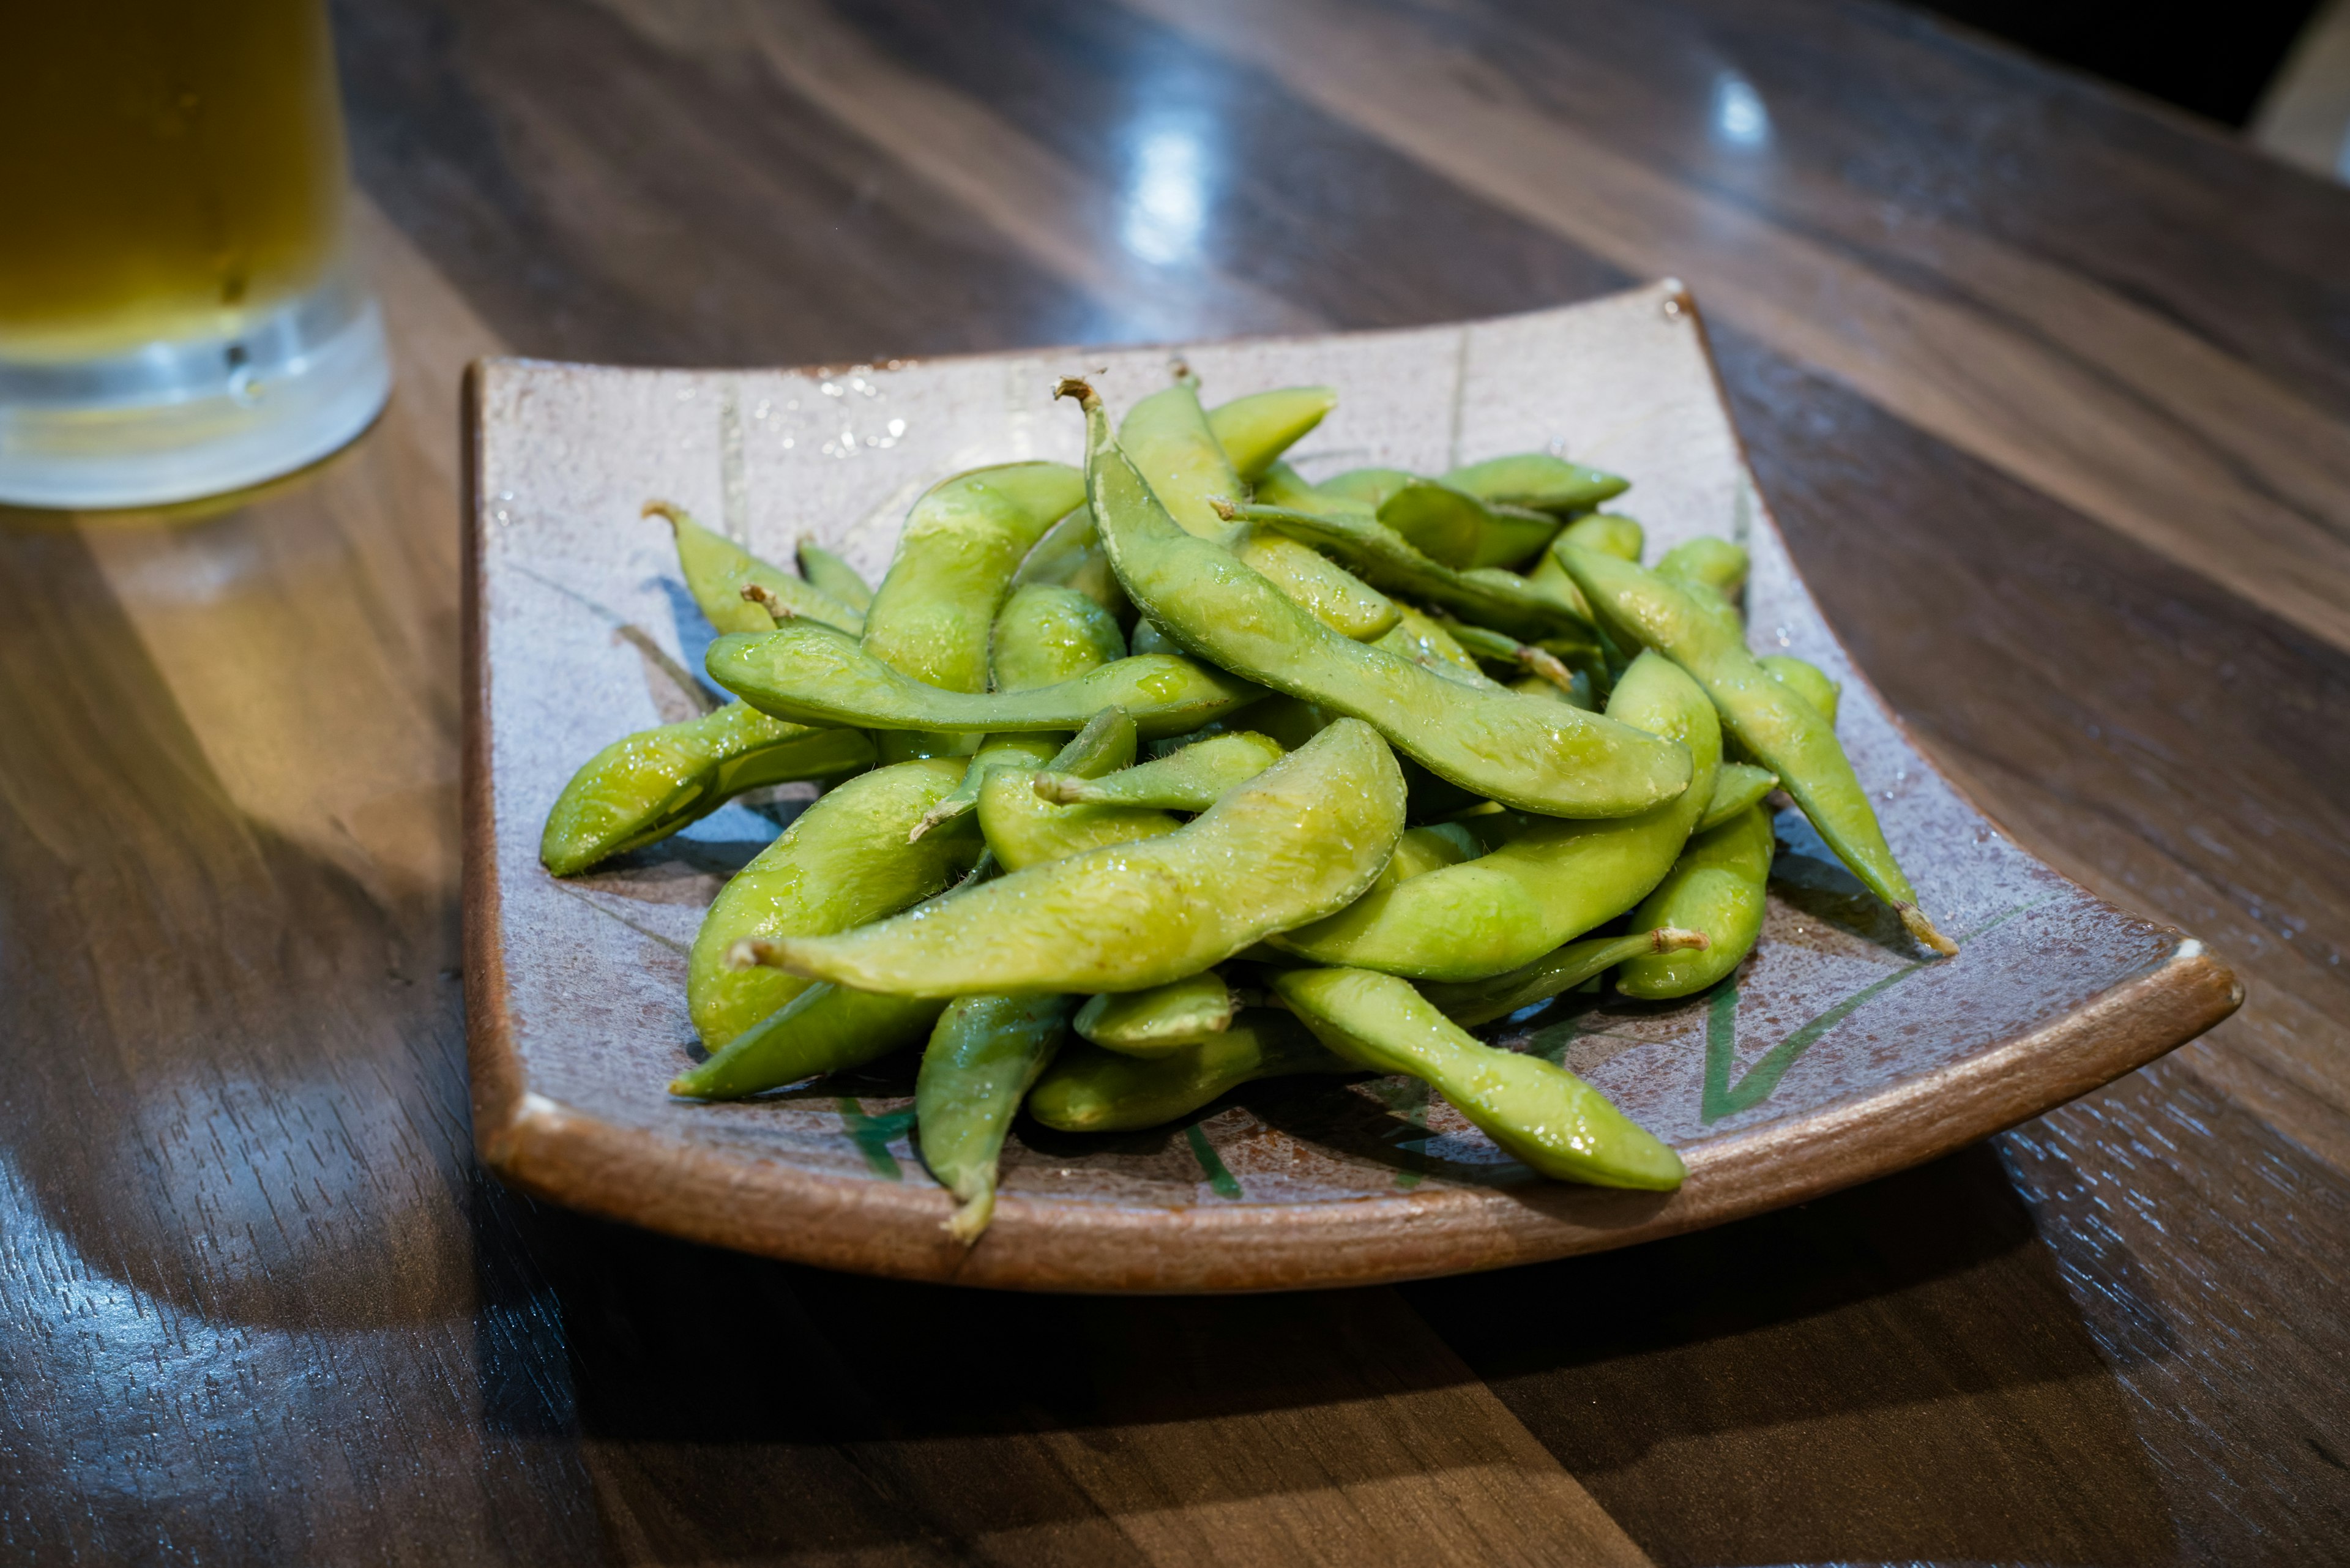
2,0 -> 2346,1561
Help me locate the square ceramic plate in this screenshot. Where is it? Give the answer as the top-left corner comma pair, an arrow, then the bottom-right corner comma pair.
461,280 -> 2240,1292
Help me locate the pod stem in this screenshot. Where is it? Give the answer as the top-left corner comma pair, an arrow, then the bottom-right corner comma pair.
1897,902 -> 1960,957
907,796 -> 971,842
1054,376 -> 1099,411
1032,772 -> 1094,805
739,582 -> 794,622
944,1185 -> 997,1244
729,937 -> 802,973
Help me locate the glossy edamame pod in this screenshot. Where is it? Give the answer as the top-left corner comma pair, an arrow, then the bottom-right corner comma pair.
861,461 -> 1087,760
1274,967 -> 1684,1189
1699,761 -> 1780,831
1657,536 -> 1748,602
975,707 -> 1159,870
540,702 -> 877,875
1027,1011 -> 1351,1132
1441,620 -> 1587,698
1226,498 -> 1592,644
1064,384 -> 1690,816
1231,528 -> 1400,640
1012,504 -> 1129,621
1119,378 -> 1243,539
1205,386 -> 1337,482
1760,654 -> 1840,724
1556,543 -> 1956,955
912,583 -> 1129,841
1270,652 -> 1720,980
1373,605 -> 1505,689
647,501 -> 864,634
993,582 -> 1128,689
1074,970 -> 1237,1057
709,623 -> 1262,741
1617,804 -> 1775,999
917,993 -> 1073,1241
1558,512 -> 1644,563
736,719 -> 1407,998
685,757 -> 982,1049
1442,453 -> 1630,515
1034,730 -> 1285,810
669,980 -> 946,1101
796,539 -> 874,613
1418,926 -> 1711,1027
1267,463 -> 1561,572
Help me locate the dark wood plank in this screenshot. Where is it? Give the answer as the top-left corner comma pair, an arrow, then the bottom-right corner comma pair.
6,0 -> 2348,1561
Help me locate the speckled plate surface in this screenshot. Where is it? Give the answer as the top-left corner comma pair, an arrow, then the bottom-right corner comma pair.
461,281 -> 2240,1292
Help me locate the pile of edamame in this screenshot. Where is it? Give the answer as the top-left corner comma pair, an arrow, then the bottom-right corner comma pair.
541,370 -> 1955,1241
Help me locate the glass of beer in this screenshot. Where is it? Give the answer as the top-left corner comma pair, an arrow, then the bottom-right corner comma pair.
0,0 -> 390,509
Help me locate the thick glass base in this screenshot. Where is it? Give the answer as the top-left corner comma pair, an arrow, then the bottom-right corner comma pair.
0,268 -> 392,510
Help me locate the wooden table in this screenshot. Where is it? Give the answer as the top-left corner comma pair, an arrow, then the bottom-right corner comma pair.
6,1 -> 2346,1561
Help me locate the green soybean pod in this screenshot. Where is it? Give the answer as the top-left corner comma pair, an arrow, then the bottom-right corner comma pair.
917,993 -> 1073,1242
910,583 -> 1128,842
1231,528 -> 1400,640
1373,605 -> 1504,689
1419,927 -> 1712,1028
1069,381 -> 1688,817
736,719 -> 1406,998
1034,730 -> 1285,811
1012,504 -> 1129,621
540,702 -> 876,875
972,706 -> 1155,872
1699,761 -> 1780,832
1270,652 -> 1719,981
670,980 -> 946,1102
708,623 -> 1263,740
796,539 -> 875,614
1274,967 -> 1684,1189
861,461 -> 1087,760
1120,378 -> 1244,539
1760,654 -> 1840,724
1074,970 -> 1237,1058
1443,453 -> 1630,515
1556,542 -> 1955,955
1657,536 -> 1748,602
1028,1011 -> 1351,1133
1376,479 -> 1559,571
647,501 -> 864,634
1617,805 -> 1775,999
684,756 -> 980,1050
1559,512 -> 1644,564
1205,386 -> 1338,482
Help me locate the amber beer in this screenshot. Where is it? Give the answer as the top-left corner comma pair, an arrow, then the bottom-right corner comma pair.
0,0 -> 351,363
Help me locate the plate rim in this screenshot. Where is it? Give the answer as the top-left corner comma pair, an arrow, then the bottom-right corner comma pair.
459,284 -> 2242,1293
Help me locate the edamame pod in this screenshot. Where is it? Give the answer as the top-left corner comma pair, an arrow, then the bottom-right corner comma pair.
1206,386 -> 1337,482
1441,621 -> 1587,698
737,719 -> 1407,998
540,702 -> 876,875
1379,481 -> 1559,570
1559,512 -> 1644,564
797,540 -> 875,613
976,707 -> 1159,870
1617,805 -> 1775,999
1028,1012 -> 1350,1133
1699,761 -> 1780,832
647,501 -> 864,634
862,461 -> 1087,759
669,980 -> 945,1101
685,756 -> 981,1050
912,583 -> 1128,840
1420,927 -> 1712,1027
1075,970 -> 1237,1057
1443,453 -> 1630,515
917,993 -> 1072,1241
1119,379 -> 1242,539
1012,504 -> 1128,620
1034,730 -> 1285,810
1760,654 -> 1840,724
1272,967 -> 1684,1190
1657,536 -> 1748,602
709,623 -> 1263,740
1227,498 -> 1592,644
1373,605 -> 1504,689
1270,652 -> 1719,980
1064,382 -> 1690,818
1556,543 -> 1955,955
1232,529 -> 1400,640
